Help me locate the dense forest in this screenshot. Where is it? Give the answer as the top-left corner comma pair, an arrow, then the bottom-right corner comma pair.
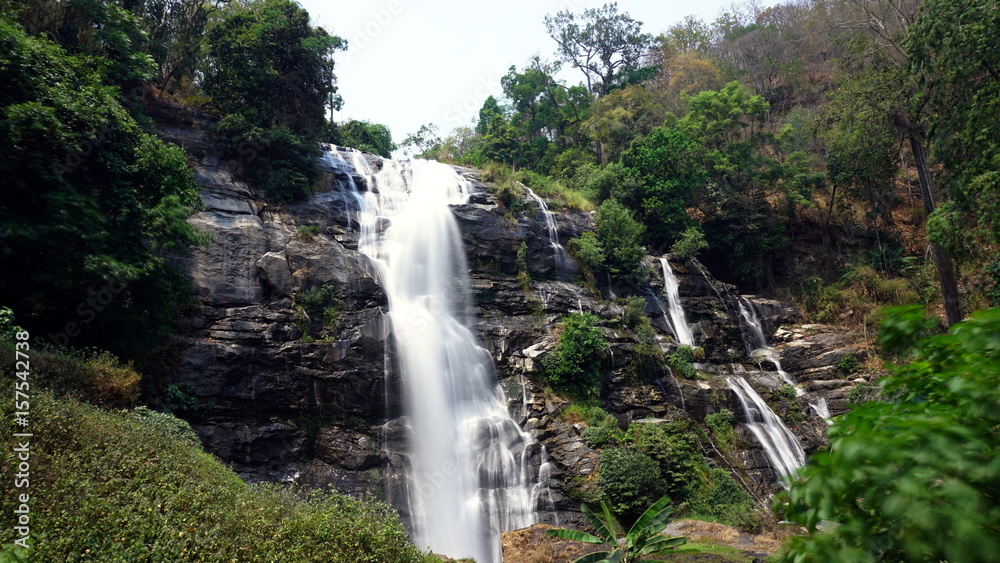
1,0 -> 998,561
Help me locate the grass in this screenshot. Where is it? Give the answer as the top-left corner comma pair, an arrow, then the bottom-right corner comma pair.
0,340 -> 434,563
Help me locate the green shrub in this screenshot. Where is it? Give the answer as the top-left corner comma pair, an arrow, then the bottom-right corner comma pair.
781,307 -> 1000,562
774,383 -> 798,402
704,409 -> 737,451
297,225 -> 321,239
666,346 -> 698,379
598,447 -> 667,519
836,352 -> 861,374
0,342 -> 140,409
987,257 -> 1000,306
543,312 -> 607,396
595,199 -> 645,281
628,422 -> 707,503
568,232 -> 606,278
575,407 -> 623,449
670,227 -> 709,262
685,469 -> 754,528
516,241 -> 530,290
293,284 -> 343,341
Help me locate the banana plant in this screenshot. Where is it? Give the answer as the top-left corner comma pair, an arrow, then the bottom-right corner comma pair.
545,496 -> 686,562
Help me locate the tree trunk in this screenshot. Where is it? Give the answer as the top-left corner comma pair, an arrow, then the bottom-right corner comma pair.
909,133 -> 963,327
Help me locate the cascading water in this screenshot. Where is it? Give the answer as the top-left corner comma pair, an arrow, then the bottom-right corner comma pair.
659,258 -> 694,347
726,376 -> 806,483
328,149 -> 542,562
524,187 -> 570,280
735,297 -> 800,392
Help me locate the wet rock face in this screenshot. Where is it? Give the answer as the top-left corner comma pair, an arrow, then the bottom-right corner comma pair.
164,116 -> 860,530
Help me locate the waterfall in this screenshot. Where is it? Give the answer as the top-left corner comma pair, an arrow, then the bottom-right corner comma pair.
658,258 -> 694,347
524,187 -> 570,280
727,376 -> 806,483
735,297 -> 800,392
328,149 -> 541,563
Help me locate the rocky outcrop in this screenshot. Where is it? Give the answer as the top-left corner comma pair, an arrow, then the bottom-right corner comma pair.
158,109 -> 861,539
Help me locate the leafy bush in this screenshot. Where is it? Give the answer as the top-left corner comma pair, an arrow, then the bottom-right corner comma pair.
666,346 -> 698,379
704,409 -> 737,450
516,241 -> 531,290
567,232 -> 606,278
598,447 -> 667,518
773,383 -> 798,402
836,352 -> 860,374
670,227 -> 709,262
987,256 -> 1000,306
627,421 -> 707,503
781,307 -> 1000,562
543,312 -> 607,396
595,199 -> 646,281
577,408 -> 623,449
293,284 -> 343,341
685,469 -> 755,528
0,342 -> 140,409
297,225 -> 321,239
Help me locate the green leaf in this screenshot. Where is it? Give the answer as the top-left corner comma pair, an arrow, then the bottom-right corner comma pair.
638,535 -> 687,554
572,551 -> 616,563
545,528 -> 606,545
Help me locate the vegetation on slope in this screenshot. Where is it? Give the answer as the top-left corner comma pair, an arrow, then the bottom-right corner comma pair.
779,306 -> 1000,562
0,331 -> 431,562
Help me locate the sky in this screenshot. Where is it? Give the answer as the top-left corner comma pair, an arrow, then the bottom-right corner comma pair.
296,0 -> 744,146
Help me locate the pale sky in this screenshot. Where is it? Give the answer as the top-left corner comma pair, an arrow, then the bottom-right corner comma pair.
296,0 -> 746,145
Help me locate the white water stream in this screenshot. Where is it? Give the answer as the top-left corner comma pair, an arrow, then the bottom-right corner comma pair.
524,187 -> 570,280
726,376 -> 806,482
328,149 -> 543,562
659,258 -> 694,347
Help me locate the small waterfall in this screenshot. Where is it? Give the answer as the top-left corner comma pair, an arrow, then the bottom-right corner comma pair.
735,297 -> 800,392
727,376 -> 806,483
328,148 -> 543,562
524,187 -> 570,280
809,397 -> 833,425
658,258 -> 694,347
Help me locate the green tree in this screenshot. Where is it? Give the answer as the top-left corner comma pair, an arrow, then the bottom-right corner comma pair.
907,0 -> 1000,260
619,127 -> 707,250
545,496 -> 686,563
331,119 -> 395,158
677,82 -> 786,287
204,0 -> 345,132
545,3 -> 655,98
0,18 -> 202,358
781,306 -> 1000,562
595,199 -> 645,280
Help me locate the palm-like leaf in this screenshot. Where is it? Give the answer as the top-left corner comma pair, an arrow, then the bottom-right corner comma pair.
545,528 -> 606,545
627,495 -> 673,540
547,496 -> 686,563
637,534 -> 687,554
571,551 -> 615,563
580,502 -> 618,544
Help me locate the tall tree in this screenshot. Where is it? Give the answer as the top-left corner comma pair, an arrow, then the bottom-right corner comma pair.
906,0 -> 1000,260
834,0 -> 962,326
204,0 -> 345,133
544,2 -> 655,98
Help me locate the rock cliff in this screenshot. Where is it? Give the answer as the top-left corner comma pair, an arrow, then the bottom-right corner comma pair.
155,107 -> 873,534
